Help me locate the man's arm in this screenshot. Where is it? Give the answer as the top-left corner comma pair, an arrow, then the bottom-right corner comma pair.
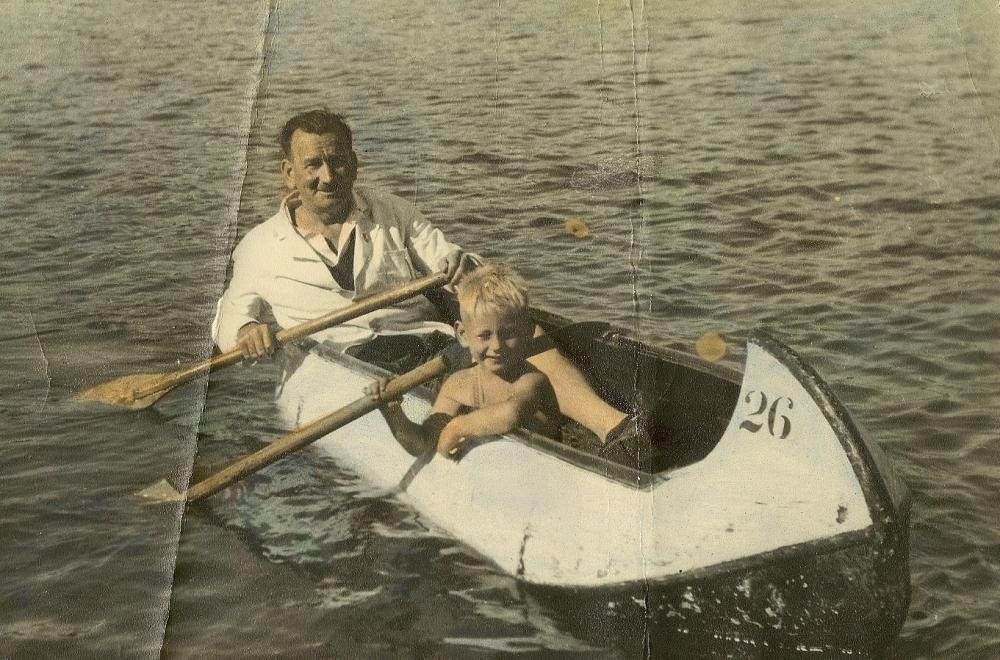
401,203 -> 482,285
212,241 -> 270,354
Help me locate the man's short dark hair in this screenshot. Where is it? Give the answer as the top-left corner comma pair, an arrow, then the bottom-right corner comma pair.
279,109 -> 353,158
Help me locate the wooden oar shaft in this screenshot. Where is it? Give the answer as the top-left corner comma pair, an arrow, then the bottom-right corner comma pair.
273,271 -> 450,345
184,355 -> 448,503
134,271 -> 449,399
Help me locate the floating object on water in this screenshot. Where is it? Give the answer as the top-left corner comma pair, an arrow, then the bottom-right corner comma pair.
695,331 -> 727,362
565,217 -> 591,238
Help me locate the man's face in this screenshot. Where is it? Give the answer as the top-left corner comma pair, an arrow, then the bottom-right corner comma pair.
281,130 -> 357,220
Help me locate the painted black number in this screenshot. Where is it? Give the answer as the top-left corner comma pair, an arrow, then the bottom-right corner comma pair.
738,391 -> 768,433
739,391 -> 794,439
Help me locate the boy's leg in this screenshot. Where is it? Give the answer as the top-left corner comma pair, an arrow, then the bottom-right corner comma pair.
526,326 -> 626,441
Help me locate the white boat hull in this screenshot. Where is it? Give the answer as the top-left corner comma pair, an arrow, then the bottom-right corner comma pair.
273,326 -> 910,654
280,337 -> 871,587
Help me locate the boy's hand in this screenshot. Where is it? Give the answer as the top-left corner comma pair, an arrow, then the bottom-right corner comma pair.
364,376 -> 399,403
437,420 -> 469,459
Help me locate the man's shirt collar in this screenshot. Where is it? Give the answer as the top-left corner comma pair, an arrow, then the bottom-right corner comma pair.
278,187 -> 372,237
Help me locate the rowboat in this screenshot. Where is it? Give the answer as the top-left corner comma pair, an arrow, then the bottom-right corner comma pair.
275,311 -> 911,656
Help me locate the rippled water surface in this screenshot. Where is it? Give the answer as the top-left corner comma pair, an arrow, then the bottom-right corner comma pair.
2,1 -> 999,657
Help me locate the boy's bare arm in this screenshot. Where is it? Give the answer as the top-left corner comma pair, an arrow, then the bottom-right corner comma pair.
419,373 -> 465,451
437,372 -> 550,456
365,378 -> 428,456
381,402 -> 431,456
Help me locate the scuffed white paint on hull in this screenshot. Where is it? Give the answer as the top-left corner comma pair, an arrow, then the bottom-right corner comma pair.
277,339 -> 872,587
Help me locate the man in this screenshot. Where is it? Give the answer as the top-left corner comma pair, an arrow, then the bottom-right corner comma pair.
212,109 -> 477,371
212,109 -> 648,467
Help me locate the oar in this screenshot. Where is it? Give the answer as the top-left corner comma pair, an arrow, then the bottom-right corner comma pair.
77,271 -> 450,411
139,353 -> 454,504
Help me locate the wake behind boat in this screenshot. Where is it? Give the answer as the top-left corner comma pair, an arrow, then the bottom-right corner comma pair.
276,312 -> 910,655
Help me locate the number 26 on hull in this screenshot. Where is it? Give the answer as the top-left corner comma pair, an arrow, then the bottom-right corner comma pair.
739,390 -> 794,439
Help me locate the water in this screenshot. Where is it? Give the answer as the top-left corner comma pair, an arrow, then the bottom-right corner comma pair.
2,0 -> 999,657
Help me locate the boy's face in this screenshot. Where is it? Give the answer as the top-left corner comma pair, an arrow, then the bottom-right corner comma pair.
458,307 -> 533,376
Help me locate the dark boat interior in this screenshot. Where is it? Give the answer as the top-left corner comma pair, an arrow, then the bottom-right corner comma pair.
538,312 -> 743,474
423,292 -> 742,475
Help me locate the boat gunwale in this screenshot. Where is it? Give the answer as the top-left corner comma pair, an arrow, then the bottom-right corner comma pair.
572,322 -> 910,528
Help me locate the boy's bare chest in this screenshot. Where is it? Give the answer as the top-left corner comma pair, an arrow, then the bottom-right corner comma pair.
455,369 -> 516,408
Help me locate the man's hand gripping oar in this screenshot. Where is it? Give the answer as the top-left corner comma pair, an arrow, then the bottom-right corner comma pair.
76,271 -> 450,411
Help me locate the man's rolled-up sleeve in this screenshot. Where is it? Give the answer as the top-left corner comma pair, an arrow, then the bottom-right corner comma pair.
405,205 -> 482,275
212,242 -> 264,352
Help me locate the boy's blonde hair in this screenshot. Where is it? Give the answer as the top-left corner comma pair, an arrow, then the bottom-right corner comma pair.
456,263 -> 530,322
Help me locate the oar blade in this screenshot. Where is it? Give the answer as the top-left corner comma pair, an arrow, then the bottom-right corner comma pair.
76,373 -> 169,411
78,272 -> 451,414
136,478 -> 186,503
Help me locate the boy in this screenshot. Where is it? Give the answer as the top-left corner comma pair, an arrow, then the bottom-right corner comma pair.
366,263 -> 561,459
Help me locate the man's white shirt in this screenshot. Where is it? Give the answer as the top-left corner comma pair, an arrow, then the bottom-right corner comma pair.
212,186 -> 471,353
